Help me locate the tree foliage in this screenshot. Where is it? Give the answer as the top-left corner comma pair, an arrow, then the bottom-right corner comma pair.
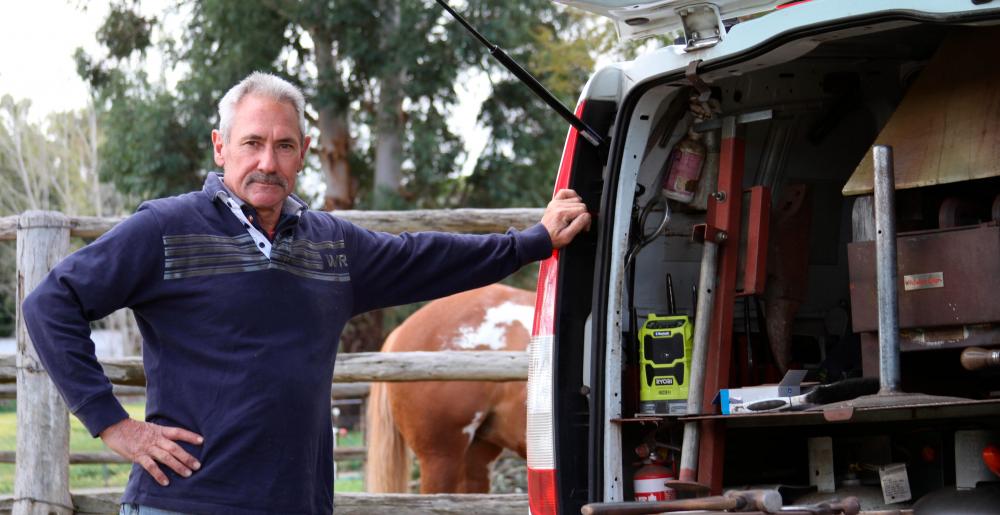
0,96 -> 139,335
78,0 -> 609,210
76,0 -> 615,352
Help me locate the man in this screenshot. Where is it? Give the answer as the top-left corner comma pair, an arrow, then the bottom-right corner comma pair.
22,71 -> 590,514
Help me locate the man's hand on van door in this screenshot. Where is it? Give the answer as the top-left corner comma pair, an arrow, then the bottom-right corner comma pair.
542,189 -> 591,249
100,418 -> 203,486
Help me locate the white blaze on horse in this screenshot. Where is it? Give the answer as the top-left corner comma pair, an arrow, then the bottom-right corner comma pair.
366,284 -> 533,493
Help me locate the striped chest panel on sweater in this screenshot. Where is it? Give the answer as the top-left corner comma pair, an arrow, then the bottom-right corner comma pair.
162,233 -> 351,282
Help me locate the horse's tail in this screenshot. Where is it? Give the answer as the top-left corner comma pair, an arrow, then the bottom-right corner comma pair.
365,381 -> 410,492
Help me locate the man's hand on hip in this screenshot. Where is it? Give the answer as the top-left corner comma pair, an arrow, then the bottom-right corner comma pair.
541,189 -> 592,249
100,418 -> 204,486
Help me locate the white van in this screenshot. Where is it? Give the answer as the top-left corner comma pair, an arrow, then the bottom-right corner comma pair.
525,1 -> 1000,513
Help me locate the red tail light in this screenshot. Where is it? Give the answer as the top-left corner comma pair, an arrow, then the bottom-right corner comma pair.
528,102 -> 585,514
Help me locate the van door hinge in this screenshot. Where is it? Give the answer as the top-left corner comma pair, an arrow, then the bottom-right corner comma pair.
676,3 -> 725,52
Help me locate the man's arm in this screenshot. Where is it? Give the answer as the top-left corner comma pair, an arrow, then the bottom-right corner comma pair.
21,207 -> 202,486
347,189 -> 591,315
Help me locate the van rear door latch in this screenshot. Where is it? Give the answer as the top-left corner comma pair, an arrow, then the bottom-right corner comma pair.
677,3 -> 725,52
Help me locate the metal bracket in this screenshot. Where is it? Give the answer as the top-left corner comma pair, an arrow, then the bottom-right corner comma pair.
693,109 -> 774,133
692,223 -> 727,244
686,60 -> 712,102
677,3 -> 725,52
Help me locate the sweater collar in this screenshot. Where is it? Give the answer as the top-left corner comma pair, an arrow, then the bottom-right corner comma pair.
203,172 -> 308,217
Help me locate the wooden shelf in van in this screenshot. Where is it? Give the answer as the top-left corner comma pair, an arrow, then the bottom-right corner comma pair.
678,398 -> 1000,429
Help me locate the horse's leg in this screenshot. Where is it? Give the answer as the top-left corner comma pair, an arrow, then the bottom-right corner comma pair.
460,438 -> 503,493
417,447 -> 468,493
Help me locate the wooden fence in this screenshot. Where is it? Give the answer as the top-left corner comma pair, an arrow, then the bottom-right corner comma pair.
0,208 -> 541,515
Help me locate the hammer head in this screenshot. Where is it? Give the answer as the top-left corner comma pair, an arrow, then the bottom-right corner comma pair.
724,489 -> 783,512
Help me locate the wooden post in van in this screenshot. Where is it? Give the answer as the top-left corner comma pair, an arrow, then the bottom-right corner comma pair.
14,211 -> 73,515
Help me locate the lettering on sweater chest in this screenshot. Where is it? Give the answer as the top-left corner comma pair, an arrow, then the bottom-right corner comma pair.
162,233 -> 351,282
324,253 -> 349,269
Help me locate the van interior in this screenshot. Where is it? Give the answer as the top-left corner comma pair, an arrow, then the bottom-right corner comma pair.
556,18 -> 1000,512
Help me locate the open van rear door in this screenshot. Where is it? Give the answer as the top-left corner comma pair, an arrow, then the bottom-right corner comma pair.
555,0 -> 784,48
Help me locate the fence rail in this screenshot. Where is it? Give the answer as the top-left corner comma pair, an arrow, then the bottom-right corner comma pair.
5,208 -> 541,514
0,489 -> 529,515
0,208 -> 544,241
0,447 -> 367,465
0,351 -> 527,385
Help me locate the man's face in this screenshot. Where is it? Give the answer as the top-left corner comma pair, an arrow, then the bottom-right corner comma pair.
211,94 -> 310,212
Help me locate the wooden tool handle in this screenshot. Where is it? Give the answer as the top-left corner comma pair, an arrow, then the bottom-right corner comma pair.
961,347 -> 1000,371
580,496 -> 738,515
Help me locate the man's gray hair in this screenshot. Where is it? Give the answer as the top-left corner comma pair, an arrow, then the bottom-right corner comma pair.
218,72 -> 307,142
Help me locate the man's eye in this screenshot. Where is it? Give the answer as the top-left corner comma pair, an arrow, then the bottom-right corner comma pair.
244,141 -> 260,147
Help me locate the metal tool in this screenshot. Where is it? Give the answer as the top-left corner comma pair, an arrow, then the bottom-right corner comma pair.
581,488 -> 782,514
678,110 -> 773,491
778,496 -> 861,515
820,145 -> 967,415
873,145 -> 902,394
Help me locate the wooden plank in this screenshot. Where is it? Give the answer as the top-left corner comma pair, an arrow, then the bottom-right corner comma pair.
0,217 -> 14,243
0,491 -> 531,515
844,27 -> 1000,196
0,208 -> 544,241
333,351 -> 528,382
0,380 -> 355,401
331,382 -> 371,399
0,351 -> 528,385
15,211 -> 73,515
0,452 -> 126,465
333,208 -> 544,234
333,493 -> 529,514
0,447 -> 366,465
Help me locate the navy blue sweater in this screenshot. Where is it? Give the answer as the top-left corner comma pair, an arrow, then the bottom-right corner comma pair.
22,174 -> 551,514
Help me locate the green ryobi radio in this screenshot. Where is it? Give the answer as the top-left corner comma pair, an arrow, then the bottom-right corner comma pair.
638,313 -> 693,415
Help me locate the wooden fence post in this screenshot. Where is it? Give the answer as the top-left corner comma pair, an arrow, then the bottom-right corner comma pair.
15,211 -> 72,515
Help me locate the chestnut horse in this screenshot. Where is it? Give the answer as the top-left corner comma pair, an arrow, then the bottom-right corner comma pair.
366,284 -> 533,493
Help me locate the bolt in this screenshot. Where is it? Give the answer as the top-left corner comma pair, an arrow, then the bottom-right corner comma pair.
715,231 -> 728,243
712,191 -> 727,202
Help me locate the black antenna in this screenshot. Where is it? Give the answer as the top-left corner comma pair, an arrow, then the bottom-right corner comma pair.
435,0 -> 604,147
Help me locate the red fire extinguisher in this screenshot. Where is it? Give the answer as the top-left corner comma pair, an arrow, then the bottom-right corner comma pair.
633,451 -> 676,502
661,128 -> 706,204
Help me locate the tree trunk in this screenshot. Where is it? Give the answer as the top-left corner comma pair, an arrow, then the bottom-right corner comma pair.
372,3 -> 405,208
311,29 -> 355,211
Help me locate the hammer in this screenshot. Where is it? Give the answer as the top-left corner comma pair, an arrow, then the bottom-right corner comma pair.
580,489 -> 782,515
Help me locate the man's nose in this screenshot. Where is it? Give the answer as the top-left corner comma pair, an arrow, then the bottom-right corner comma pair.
257,145 -> 278,172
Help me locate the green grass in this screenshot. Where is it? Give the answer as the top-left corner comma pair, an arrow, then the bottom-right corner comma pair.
0,401 -> 144,493
0,402 -> 366,493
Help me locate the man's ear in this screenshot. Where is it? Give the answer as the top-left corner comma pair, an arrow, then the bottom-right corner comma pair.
300,135 -> 311,161
211,130 -> 225,167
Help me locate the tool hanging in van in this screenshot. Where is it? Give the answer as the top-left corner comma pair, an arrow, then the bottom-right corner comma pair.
638,274 -> 694,416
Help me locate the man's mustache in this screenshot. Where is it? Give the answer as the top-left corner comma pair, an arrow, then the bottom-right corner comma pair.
245,171 -> 288,189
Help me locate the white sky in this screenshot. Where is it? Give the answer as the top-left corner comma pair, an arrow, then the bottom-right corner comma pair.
0,1 -> 112,118
0,1 -> 491,185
